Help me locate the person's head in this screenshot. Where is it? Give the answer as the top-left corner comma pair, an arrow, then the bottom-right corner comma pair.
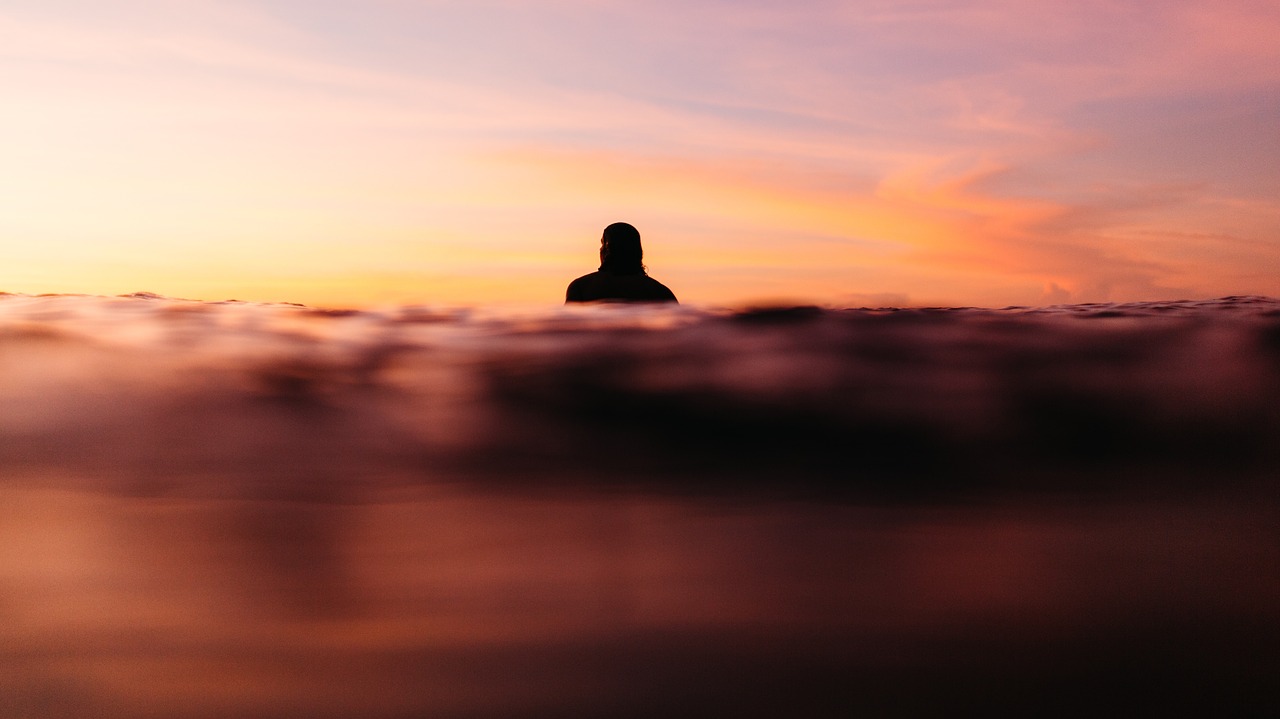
599,222 -> 645,274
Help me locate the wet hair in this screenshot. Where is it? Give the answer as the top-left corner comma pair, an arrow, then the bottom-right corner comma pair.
598,222 -> 645,274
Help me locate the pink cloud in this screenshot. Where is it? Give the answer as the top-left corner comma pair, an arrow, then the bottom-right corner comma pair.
3,0 -> 1277,306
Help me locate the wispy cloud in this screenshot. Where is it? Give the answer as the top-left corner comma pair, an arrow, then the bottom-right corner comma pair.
2,0 -> 1278,305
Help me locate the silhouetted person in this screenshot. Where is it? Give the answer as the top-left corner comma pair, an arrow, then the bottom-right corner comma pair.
566,222 -> 678,303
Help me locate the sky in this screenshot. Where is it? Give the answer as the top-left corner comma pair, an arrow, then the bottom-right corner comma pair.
3,0 -> 1279,308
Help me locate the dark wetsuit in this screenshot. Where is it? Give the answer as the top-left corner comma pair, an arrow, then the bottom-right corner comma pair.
565,271 -> 678,303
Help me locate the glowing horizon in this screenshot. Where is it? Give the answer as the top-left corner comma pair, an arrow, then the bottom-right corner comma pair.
3,0 -> 1278,308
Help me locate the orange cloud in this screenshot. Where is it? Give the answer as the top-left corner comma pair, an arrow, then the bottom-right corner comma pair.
484,140 -> 1280,305
4,0 -> 1277,307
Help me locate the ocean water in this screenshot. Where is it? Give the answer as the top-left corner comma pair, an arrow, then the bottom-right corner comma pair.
2,292 -> 1279,717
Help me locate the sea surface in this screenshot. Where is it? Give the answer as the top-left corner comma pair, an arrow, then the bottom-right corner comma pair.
2,292 -> 1279,717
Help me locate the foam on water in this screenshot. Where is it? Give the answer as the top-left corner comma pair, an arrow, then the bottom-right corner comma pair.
2,292 -> 1279,717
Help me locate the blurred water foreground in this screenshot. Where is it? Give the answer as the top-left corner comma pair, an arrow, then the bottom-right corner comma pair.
2,292 -> 1279,717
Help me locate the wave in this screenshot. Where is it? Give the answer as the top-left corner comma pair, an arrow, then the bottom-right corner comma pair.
2,291 -> 1277,497
3,291 -> 1279,717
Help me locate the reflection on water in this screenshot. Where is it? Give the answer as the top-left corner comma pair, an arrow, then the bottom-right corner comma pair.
1,293 -> 1279,716
5,485 -> 1277,717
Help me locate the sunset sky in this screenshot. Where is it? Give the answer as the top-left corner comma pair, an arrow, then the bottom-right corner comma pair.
3,0 -> 1278,307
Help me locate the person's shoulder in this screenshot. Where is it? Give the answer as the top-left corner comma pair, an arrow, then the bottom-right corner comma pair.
566,271 -> 603,302
567,272 -> 602,292
643,276 -> 678,302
